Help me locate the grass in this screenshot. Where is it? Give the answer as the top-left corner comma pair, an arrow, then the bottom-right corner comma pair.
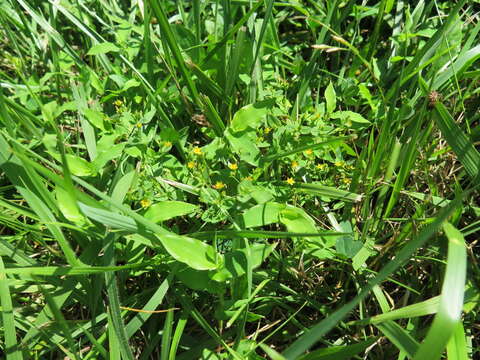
0,0 -> 479,359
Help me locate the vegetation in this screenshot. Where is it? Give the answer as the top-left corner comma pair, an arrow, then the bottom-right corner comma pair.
0,0 -> 479,359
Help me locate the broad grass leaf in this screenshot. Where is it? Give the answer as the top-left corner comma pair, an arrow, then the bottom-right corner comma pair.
325,81 -> 336,114
412,222 -> 467,359
335,221 -> 362,258
331,111 -> 370,124
279,208 -> 317,233
144,201 -> 197,223
230,99 -> 275,132
155,233 -> 218,271
433,103 -> 480,181
294,182 -> 362,202
78,203 -> 218,270
242,202 -> 286,227
211,243 -> 276,282
56,186 -> 87,226
174,265 -> 223,293
84,109 -> 105,130
87,42 -> 120,55
65,154 -> 96,177
376,321 -> 419,358
225,129 -> 260,166
297,337 -> 377,360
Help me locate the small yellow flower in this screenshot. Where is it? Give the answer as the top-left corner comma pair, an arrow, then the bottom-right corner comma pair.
286,177 -> 295,185
163,141 -> 172,147
187,161 -> 195,169
228,163 -> 238,171
291,160 -> 299,169
334,160 -> 345,168
316,163 -> 327,170
114,99 -> 123,106
264,127 -> 272,134
244,176 -> 253,181
136,122 -> 142,128
140,199 -> 151,208
342,177 -> 351,185
304,149 -> 313,156
192,147 -> 202,155
213,181 -> 225,190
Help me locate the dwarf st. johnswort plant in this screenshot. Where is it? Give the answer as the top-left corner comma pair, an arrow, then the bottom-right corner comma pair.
0,0 -> 479,359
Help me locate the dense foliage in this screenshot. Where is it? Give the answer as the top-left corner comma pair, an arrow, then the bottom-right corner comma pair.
0,0 -> 479,359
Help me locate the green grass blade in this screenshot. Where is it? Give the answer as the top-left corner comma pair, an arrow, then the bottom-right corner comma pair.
446,322 -> 469,360
161,306 -> 174,360
104,237 -> 135,360
432,102 -> 480,181
168,312 -> 188,360
0,256 -> 23,360
375,321 -> 419,358
293,182 -> 362,202
412,222 -> 467,360
148,0 -> 201,107
297,337 -> 378,360
262,137 -> 348,162
125,276 -> 172,338
282,197 -> 462,359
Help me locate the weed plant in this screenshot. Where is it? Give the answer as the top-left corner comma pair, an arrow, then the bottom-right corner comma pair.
0,0 -> 479,359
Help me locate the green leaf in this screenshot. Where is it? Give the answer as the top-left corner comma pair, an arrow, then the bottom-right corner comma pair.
376,321 -> 419,358
87,42 -> 120,55
0,257 -> 23,360
297,337 -> 378,360
242,202 -> 286,228
413,222 -> 467,360
446,323 -> 469,360
225,129 -> 260,166
155,233 -> 218,271
65,154 -> 96,177
230,99 -> 275,132
84,108 -> 105,130
331,111 -> 370,124
282,198 -> 461,359
279,208 -> 317,233
211,243 -> 276,282
294,182 -> 362,202
335,221 -> 362,258
325,81 -> 336,114
144,201 -> 197,223
433,103 -> 480,181
78,203 -> 218,270
56,186 -> 87,226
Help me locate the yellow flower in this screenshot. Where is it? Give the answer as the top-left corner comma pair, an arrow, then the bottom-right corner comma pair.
264,127 -> 272,134
163,141 -> 172,147
286,177 -> 295,185
334,160 -> 345,168
140,199 -> 151,208
304,149 -> 313,156
342,177 -> 351,185
213,181 -> 225,190
114,99 -> 123,106
192,147 -> 202,155
136,122 -> 142,128
228,163 -> 238,171
316,163 -> 327,170
244,176 -> 253,181
291,160 -> 299,169
187,161 -> 195,169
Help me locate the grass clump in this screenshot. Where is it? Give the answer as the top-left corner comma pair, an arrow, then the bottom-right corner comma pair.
0,0 -> 479,359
